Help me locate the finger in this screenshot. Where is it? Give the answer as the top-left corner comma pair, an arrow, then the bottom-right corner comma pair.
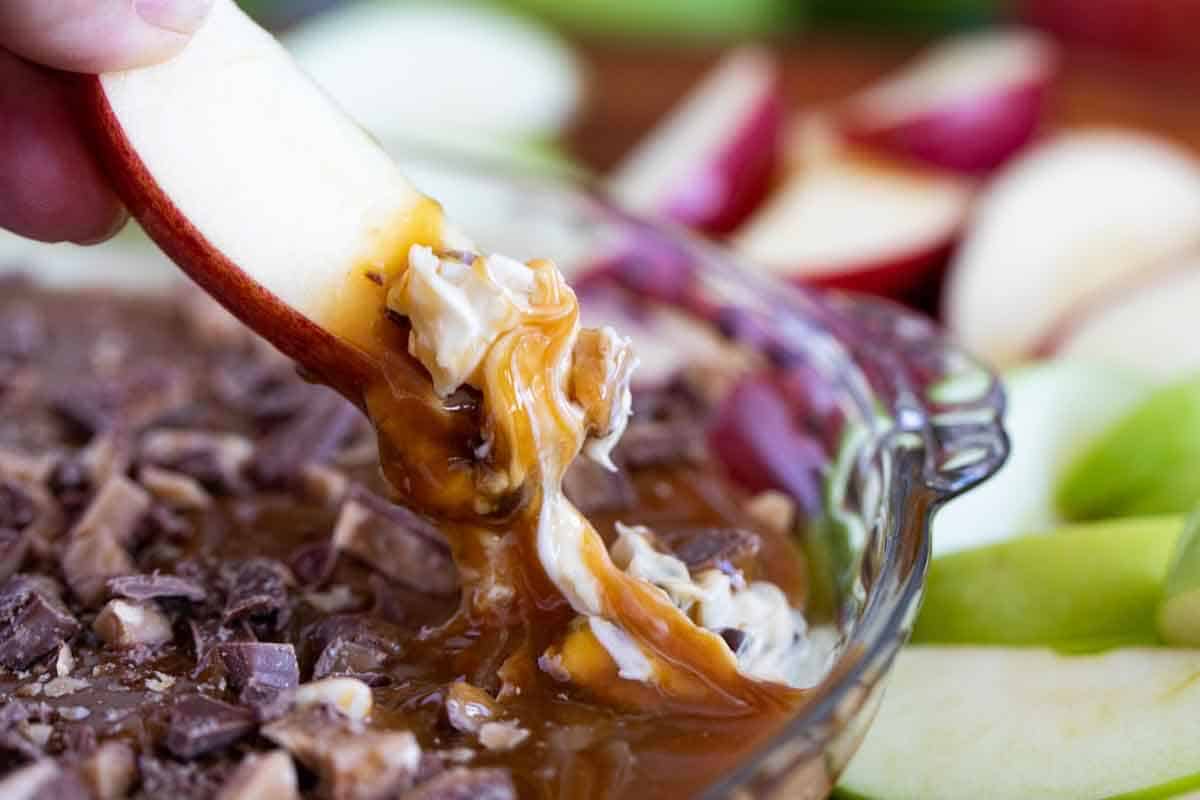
0,50 -> 127,244
0,0 -> 213,74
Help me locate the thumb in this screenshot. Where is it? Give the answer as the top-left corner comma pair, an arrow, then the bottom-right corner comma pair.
0,0 -> 214,74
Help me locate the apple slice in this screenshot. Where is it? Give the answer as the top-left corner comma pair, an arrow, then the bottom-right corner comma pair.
839,28 -> 1057,174
731,146 -> 972,297
284,2 -> 582,155
932,361 -> 1151,555
77,0 -> 455,396
1160,510 -> 1200,647
1045,254 -> 1200,381
1056,375 -> 1200,521
608,47 -> 783,235
840,646 -> 1200,800
944,131 -> 1200,368
914,515 -> 1182,650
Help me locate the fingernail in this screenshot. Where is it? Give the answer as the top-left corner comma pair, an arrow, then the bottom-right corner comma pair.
134,0 -> 213,35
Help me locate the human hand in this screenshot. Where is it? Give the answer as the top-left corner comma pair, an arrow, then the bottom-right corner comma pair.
0,0 -> 213,244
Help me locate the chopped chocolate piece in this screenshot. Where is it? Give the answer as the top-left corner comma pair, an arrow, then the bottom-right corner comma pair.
215,750 -> 299,800
237,681 -> 294,723
444,682 -> 499,735
312,638 -> 389,685
49,380 -> 120,438
0,529 -> 29,584
93,599 -> 174,648
216,642 -> 300,692
138,465 -> 212,510
301,616 -> 404,677
107,573 -> 207,603
47,458 -> 90,514
288,542 -> 336,588
264,707 -> 422,800
0,575 -> 79,669
250,389 -> 363,488
0,701 -> 42,765
403,767 -> 517,800
616,420 -> 706,469
80,741 -> 136,800
0,759 -> 90,800
69,473 -> 151,547
144,504 -> 192,542
331,489 -> 456,596
166,694 -> 257,759
140,430 -> 253,494
61,530 -> 134,608
138,754 -> 235,800
719,628 -> 747,654
209,357 -> 310,424
0,304 -> 44,362
657,527 -> 761,576
221,559 -> 292,630
0,482 -> 36,531
562,459 -> 636,515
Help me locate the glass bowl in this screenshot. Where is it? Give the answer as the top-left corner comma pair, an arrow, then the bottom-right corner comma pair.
0,152 -> 1008,799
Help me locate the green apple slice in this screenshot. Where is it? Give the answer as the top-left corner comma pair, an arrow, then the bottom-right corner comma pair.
1058,375 -> 1200,521
839,646 -> 1200,800
1159,509 -> 1200,646
915,515 -> 1182,649
932,361 -> 1150,555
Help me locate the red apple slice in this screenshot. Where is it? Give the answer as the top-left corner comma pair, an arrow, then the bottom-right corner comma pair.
77,0 -> 460,396
840,28 -> 1057,174
608,47 -> 783,236
1042,254 -> 1200,381
731,144 -> 972,297
944,131 -> 1200,368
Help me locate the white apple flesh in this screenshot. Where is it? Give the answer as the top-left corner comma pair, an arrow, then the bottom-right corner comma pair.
841,646 -> 1200,800
78,0 -> 453,395
608,47 -> 783,235
840,28 -> 1057,174
944,131 -> 1200,368
1044,254 -> 1200,381
732,142 -> 972,297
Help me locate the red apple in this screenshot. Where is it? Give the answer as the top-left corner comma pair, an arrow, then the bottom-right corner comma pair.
731,133 -> 972,298
839,29 -> 1058,175
75,0 -> 456,397
1022,0 -> 1200,64
944,130 -> 1200,368
1041,253 -> 1200,381
608,47 -> 783,236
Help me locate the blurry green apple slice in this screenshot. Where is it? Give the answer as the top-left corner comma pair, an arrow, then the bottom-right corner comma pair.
1058,375 -> 1200,520
839,646 -> 1200,800
1158,508 -> 1200,646
915,515 -> 1182,649
932,361 -> 1150,555
284,2 -> 581,150
504,0 -> 795,38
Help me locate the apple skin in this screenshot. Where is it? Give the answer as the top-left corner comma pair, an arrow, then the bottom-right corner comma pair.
841,78 -> 1050,176
74,74 -> 377,402
794,237 -> 956,298
1021,0 -> 1200,63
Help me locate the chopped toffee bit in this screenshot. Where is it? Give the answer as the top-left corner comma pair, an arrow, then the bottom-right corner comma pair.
295,464 -> 350,508
444,681 -> 500,735
137,465 -> 213,510
264,707 -> 422,800
0,576 -> 80,670
61,530 -> 134,609
215,750 -> 299,800
250,389 -> 363,488
331,489 -> 456,596
140,430 -> 254,495
92,599 -> 173,649
79,741 -> 136,800
107,573 -> 207,604
216,642 -> 300,694
402,767 -> 517,800
220,558 -> 293,630
166,694 -> 257,759
478,720 -> 530,752
0,759 -> 90,800
0,450 -> 56,487
69,473 -> 151,547
138,754 -> 236,800
657,527 -> 762,576
562,459 -> 637,515
293,676 -> 373,721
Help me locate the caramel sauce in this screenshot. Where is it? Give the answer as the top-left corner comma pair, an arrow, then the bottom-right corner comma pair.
313,205 -> 811,797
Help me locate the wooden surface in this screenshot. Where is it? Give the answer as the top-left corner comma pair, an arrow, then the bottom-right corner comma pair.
570,37 -> 1200,172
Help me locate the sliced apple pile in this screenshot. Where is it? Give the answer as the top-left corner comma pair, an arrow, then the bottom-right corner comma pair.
731,133 -> 973,296
840,646 -> 1200,800
284,2 -> 582,164
944,131 -> 1200,368
78,0 -> 456,394
838,28 -> 1057,175
608,47 -> 782,235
